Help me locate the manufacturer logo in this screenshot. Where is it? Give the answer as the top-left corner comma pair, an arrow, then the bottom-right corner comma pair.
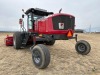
59,23 -> 64,29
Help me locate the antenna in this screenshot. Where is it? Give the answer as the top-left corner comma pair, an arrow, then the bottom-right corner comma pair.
59,8 -> 62,13
22,9 -> 25,14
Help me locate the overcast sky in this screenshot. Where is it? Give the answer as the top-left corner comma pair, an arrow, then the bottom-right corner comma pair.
0,0 -> 100,31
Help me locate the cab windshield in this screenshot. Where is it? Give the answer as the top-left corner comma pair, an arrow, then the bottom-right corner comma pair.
33,14 -> 43,20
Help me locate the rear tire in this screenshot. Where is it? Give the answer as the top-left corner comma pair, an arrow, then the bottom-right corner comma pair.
13,32 -> 22,49
45,39 -> 55,45
75,40 -> 91,55
32,44 -> 50,69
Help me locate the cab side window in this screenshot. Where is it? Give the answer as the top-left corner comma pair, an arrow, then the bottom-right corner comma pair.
28,15 -> 33,29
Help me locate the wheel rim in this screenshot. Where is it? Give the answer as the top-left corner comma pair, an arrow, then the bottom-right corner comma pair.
78,43 -> 86,52
33,50 -> 41,64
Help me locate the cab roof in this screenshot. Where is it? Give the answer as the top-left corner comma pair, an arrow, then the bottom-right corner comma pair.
25,8 -> 53,16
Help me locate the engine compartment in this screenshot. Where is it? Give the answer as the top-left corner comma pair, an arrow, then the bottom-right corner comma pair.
34,13 -> 75,34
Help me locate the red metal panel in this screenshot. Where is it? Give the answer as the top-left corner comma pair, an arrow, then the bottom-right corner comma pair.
38,20 -> 46,33
5,35 -> 13,46
34,13 -> 75,35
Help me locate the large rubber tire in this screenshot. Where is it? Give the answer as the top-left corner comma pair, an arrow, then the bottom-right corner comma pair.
75,40 -> 91,55
45,39 -> 55,45
32,44 -> 50,69
13,32 -> 22,49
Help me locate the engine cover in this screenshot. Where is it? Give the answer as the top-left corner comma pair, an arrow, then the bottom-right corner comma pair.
34,13 -> 75,35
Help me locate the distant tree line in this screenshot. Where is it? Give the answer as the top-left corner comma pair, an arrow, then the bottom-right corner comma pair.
75,29 -> 84,33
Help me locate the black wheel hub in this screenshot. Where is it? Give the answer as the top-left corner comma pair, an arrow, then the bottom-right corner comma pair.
78,43 -> 86,52
32,50 -> 41,65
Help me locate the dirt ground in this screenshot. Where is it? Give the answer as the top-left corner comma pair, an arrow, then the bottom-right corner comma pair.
0,33 -> 100,75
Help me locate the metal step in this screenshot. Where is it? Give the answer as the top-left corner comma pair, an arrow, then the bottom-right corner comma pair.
22,34 -> 29,47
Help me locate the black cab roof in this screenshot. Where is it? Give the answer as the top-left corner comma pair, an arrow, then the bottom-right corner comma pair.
25,8 -> 53,16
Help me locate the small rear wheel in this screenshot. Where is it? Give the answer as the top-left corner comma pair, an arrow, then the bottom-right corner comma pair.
75,40 -> 91,55
32,44 -> 50,69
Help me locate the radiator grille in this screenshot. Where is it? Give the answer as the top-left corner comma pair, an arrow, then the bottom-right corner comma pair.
52,15 -> 75,30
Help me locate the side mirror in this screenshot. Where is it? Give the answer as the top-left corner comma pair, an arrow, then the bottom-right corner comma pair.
22,14 -> 24,18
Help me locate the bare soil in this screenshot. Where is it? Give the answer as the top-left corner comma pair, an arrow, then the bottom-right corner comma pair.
0,33 -> 100,75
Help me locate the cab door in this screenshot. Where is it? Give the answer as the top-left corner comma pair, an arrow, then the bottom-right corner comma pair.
27,13 -> 34,32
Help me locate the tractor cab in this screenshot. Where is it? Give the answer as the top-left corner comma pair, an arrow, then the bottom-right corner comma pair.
25,8 -> 53,32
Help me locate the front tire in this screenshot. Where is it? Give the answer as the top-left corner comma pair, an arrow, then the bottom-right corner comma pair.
32,44 -> 50,69
75,40 -> 91,55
